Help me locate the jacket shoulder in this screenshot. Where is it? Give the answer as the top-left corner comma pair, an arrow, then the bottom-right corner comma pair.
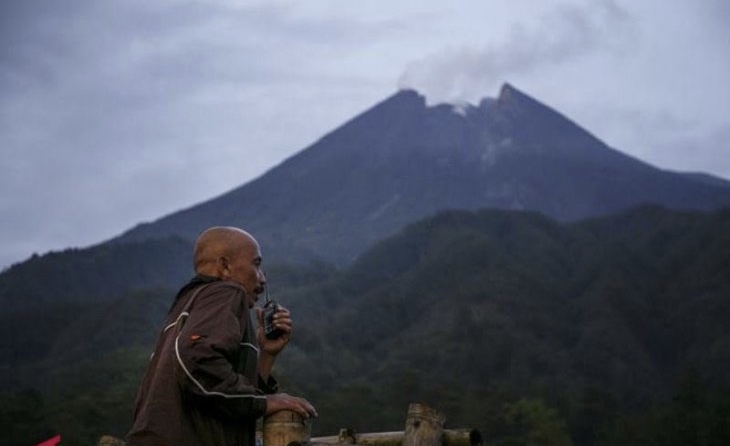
203,280 -> 246,294
193,280 -> 248,313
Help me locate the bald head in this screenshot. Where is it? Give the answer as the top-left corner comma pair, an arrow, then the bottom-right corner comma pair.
192,226 -> 266,302
193,226 -> 260,277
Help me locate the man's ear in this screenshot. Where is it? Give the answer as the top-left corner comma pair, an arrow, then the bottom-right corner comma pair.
217,256 -> 231,277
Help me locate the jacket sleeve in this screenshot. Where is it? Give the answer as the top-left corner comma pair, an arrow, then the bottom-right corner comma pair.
173,283 -> 267,420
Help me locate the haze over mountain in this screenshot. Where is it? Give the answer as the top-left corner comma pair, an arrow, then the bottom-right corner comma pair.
113,83 -> 730,265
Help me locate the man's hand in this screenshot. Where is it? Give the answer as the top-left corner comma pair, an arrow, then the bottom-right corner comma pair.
266,393 -> 318,419
256,305 -> 292,356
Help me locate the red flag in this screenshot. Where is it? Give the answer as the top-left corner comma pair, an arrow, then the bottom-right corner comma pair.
34,435 -> 61,446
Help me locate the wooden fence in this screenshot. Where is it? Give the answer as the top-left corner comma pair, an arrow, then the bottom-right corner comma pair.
98,402 -> 481,446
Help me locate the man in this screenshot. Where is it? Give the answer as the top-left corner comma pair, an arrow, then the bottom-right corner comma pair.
127,226 -> 317,446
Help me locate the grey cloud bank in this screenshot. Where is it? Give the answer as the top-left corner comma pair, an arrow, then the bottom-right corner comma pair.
1,0 -> 728,269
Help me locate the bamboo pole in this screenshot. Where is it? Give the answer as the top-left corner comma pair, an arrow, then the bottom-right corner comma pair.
263,410 -> 311,446
402,403 -> 446,446
308,403 -> 480,446
309,428 -> 480,446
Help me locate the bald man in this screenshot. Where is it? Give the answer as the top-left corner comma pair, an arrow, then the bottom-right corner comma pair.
127,227 -> 316,446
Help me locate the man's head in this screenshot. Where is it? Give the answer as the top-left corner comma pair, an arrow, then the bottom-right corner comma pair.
193,226 -> 266,306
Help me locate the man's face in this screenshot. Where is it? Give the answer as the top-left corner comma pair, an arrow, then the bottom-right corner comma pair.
227,238 -> 266,307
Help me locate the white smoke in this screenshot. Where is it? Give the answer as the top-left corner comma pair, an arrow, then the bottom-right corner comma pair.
397,0 -> 635,105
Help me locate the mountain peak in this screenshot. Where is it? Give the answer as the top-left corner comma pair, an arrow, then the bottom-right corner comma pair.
497,82 -> 544,109
344,88 -> 426,125
491,82 -> 609,152
387,88 -> 427,108
498,82 -> 518,100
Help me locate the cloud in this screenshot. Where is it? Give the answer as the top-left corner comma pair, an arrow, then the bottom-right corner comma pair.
0,0 -> 406,268
397,0 -> 635,104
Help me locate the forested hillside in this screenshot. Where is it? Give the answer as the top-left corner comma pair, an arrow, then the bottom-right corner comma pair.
2,206 -> 729,446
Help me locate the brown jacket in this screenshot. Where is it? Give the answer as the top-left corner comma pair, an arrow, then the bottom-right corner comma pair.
127,276 -> 277,446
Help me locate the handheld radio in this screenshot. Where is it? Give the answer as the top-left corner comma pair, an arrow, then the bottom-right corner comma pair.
263,286 -> 284,340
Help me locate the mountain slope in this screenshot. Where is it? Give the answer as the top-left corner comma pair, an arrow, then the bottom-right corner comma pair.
113,84 -> 730,265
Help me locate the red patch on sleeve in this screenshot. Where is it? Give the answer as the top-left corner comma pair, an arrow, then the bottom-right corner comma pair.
190,334 -> 202,341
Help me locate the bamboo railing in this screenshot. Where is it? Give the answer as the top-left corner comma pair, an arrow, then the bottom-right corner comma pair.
262,403 -> 482,446
98,403 -> 482,446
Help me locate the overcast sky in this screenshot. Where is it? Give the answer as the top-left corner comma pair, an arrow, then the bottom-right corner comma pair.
1,0 -> 729,269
